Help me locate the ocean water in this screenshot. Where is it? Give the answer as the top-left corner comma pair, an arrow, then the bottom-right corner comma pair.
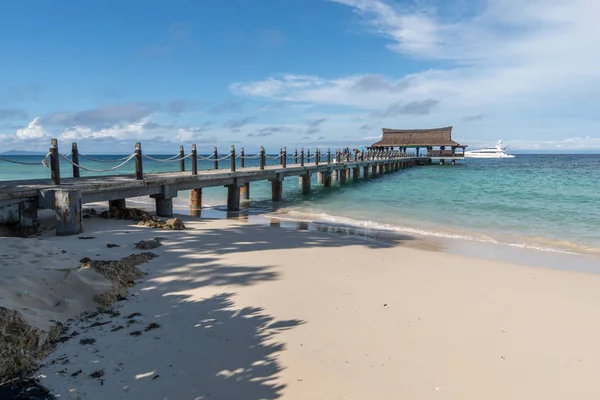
1,153 -> 599,256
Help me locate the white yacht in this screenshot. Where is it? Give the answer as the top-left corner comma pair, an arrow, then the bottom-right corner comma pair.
464,140 -> 515,158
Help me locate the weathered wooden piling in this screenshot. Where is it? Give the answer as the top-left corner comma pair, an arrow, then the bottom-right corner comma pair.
352,167 -> 360,180
260,146 -> 266,170
191,144 -> 198,175
230,145 -> 236,172
363,166 -> 369,178
379,164 -> 384,175
54,190 -> 83,236
135,142 -> 143,180
50,139 -> 60,185
109,199 -> 126,210
300,174 -> 311,194
190,188 -> 202,216
372,165 -> 378,177
339,169 -> 347,184
213,147 -> 219,169
179,146 -> 185,172
226,184 -> 240,211
153,195 -> 173,217
324,171 -> 332,187
240,182 -> 250,200
271,179 -> 283,201
71,142 -> 80,178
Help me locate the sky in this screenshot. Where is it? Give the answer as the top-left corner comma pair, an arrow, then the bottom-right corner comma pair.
1,0 -> 600,153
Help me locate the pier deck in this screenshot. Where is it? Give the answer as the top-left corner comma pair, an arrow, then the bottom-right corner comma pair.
0,153 -> 419,236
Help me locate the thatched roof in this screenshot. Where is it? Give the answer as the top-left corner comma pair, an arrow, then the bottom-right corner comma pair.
371,126 -> 464,147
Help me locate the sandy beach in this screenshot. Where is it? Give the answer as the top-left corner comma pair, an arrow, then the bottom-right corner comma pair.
1,211 -> 600,399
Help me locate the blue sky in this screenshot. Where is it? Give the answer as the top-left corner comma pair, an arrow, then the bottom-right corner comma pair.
1,0 -> 599,153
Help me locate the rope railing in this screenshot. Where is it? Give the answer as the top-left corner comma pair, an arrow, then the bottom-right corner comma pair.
9,139 -> 424,186
59,153 -> 136,173
142,152 -> 194,163
0,152 -> 51,166
79,153 -> 138,163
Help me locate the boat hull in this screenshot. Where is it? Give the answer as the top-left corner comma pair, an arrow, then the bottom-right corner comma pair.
464,153 -> 515,159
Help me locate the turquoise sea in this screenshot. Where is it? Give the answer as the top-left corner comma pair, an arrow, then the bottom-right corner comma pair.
1,153 -> 599,256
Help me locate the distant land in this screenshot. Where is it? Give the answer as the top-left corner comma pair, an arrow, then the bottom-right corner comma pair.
0,150 -> 46,156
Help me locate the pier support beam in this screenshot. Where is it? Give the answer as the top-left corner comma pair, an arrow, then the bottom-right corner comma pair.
226,184 -> 241,211
153,196 -> 174,217
190,188 -> 202,217
300,174 -> 311,194
352,167 -> 360,180
363,166 -> 369,178
324,172 -> 332,187
240,182 -> 250,200
346,169 -> 351,179
452,159 -> 456,165
339,169 -> 347,184
317,172 -> 324,184
54,190 -> 83,236
108,199 -> 126,210
378,164 -> 384,175
332,170 -> 338,182
271,179 -> 283,201
440,159 -> 445,165
372,165 -> 378,177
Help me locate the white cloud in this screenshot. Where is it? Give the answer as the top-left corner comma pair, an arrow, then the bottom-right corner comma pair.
16,117 -> 48,139
229,0 -> 600,149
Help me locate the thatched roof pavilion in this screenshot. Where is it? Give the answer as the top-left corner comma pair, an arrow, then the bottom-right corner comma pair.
370,126 -> 466,158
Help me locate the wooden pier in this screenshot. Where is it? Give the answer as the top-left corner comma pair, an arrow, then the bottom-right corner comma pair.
0,140 -> 423,236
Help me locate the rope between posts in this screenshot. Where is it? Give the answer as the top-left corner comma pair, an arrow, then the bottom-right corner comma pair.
239,154 -> 261,159
79,153 -> 132,163
0,152 -> 51,166
265,154 -> 282,160
142,153 -> 192,162
59,153 -> 136,172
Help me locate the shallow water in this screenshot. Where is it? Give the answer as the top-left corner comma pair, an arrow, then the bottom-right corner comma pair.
2,153 -> 599,256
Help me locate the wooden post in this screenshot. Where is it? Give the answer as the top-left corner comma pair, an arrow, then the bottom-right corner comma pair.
315,149 -> 320,165
324,171 -> 332,187
230,145 -> 236,172
240,147 -> 245,168
346,148 -> 350,162
294,149 -> 298,164
155,196 -> 173,217
279,148 -> 283,166
339,169 -> 347,184
71,142 -> 80,178
363,166 -> 369,178
226,184 -> 240,211
50,138 -> 60,185
54,190 -> 83,236
306,149 -> 311,165
109,199 -> 126,210
135,142 -> 143,180
379,164 -> 384,175
452,159 -> 456,165
300,148 -> 304,167
260,146 -> 265,170
191,144 -> 198,175
213,146 -> 219,170
282,147 -> 287,168
190,188 -> 202,217
327,148 -> 331,164
353,167 -> 359,180
240,182 -> 250,199
179,145 -> 185,172
300,174 -> 311,194
271,179 -> 283,201
372,165 -> 378,177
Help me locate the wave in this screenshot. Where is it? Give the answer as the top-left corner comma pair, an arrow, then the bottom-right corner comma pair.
267,210 -> 600,256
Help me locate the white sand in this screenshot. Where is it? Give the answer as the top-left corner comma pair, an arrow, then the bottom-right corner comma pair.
4,214 -> 597,399
0,237 -> 111,331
